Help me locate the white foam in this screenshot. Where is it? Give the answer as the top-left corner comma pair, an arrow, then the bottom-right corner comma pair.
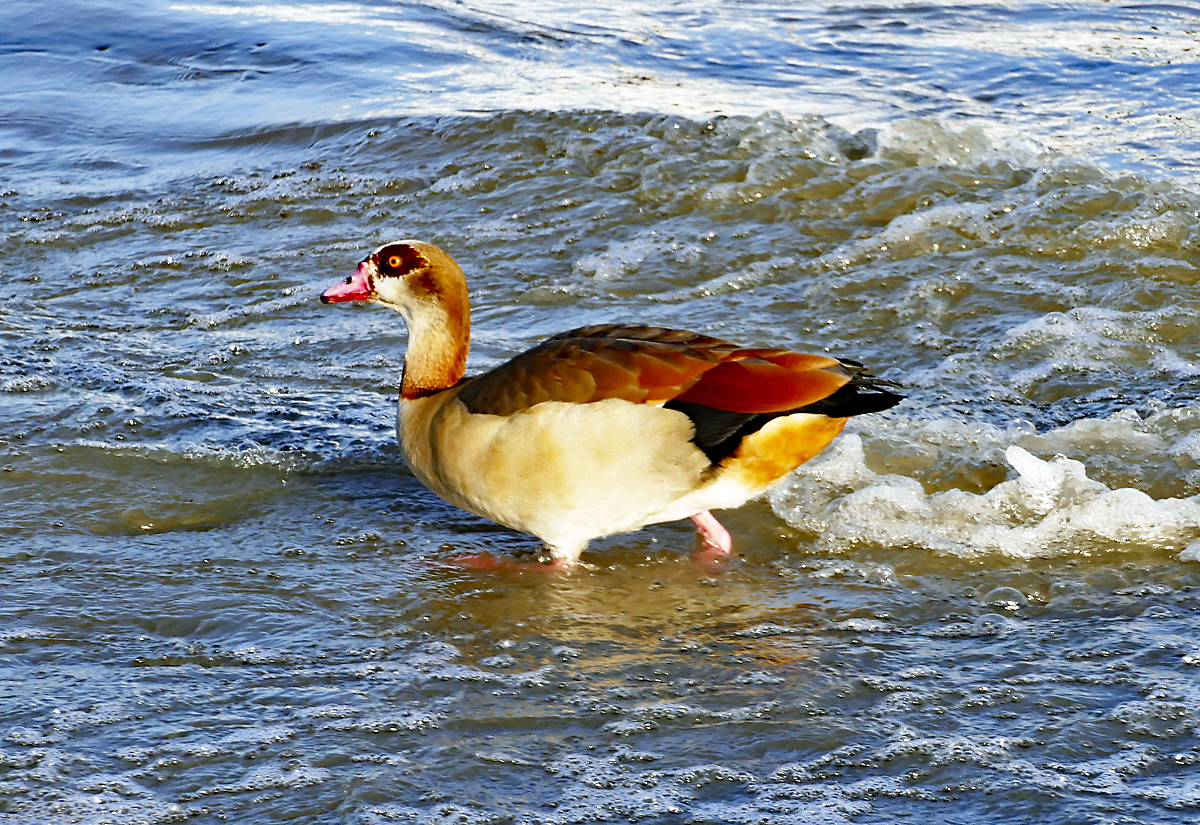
849,404 -> 1200,500
533,751 -> 877,824
2,791 -> 183,825
217,724 -> 297,745
770,431 -> 1200,561
186,293 -> 308,329
429,168 -> 498,194
1,375 -> 55,393
182,764 -> 333,800
877,117 -> 1050,168
0,627 -> 54,647
1181,540 -> 1200,563
573,235 -> 658,280
572,231 -> 685,281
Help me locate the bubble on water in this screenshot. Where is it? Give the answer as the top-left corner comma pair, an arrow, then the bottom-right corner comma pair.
601,718 -> 659,735
75,773 -> 157,798
598,700 -> 779,737
2,790 -> 184,825
214,725 -> 295,747
829,618 -> 894,633
862,406 -> 1200,500
895,666 -> 940,680
534,751 -> 880,825
48,702 -> 133,734
926,613 -> 1025,638
297,704 -> 360,720
363,803 -> 497,824
396,641 -> 457,669
875,729 -> 1017,768
805,559 -> 898,586
734,671 -> 787,685
982,586 -> 1030,611
480,653 -> 517,669
180,764 -> 333,800
5,726 -> 64,747
1137,776 -> 1200,810
0,627 -> 55,648
227,644 -> 294,665
425,663 -> 555,688
1111,697 -> 1193,738
326,709 -> 444,733
1,375 -> 56,393
734,623 -> 804,638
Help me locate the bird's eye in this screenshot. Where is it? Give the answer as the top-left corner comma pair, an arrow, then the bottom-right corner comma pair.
387,255 -> 403,269
343,276 -> 353,284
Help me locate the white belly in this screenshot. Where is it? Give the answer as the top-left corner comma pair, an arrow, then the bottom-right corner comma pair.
397,391 -> 713,556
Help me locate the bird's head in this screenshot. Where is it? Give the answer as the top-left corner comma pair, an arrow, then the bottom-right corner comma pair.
321,240 -> 468,326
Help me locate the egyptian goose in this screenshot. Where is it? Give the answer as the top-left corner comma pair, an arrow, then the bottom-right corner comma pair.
321,240 -> 902,566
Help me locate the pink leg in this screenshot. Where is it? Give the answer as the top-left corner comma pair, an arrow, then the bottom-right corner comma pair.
690,510 -> 732,555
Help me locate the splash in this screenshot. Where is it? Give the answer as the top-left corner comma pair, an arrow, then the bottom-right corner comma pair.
770,432 -> 1200,560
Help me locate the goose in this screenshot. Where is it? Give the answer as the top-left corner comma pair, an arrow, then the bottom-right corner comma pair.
321,240 -> 902,566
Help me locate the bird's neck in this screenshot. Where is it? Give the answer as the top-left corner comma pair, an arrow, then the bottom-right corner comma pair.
400,296 -> 470,399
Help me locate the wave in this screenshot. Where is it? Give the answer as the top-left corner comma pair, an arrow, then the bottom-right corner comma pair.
771,409 -> 1200,561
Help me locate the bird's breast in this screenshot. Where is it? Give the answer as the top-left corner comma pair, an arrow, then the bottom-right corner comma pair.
397,392 -> 713,543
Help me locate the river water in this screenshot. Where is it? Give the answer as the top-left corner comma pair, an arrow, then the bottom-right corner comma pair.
3,1 -> 1200,823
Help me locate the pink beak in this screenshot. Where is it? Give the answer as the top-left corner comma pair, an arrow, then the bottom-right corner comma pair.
321,263 -> 372,303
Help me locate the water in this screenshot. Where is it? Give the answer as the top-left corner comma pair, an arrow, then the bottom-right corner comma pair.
3,1 -> 1200,822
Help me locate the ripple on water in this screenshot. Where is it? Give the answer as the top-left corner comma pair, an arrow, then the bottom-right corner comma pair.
4,71 -> 1200,824
2,554 -> 1200,823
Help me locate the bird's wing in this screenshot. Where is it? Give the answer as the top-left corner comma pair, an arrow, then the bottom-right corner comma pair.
456,325 -> 852,416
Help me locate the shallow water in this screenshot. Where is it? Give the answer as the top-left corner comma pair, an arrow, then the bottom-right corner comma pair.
3,1 -> 1200,823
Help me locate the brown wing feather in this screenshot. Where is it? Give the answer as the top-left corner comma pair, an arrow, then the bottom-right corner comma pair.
456,324 -> 853,417
457,327 -> 733,415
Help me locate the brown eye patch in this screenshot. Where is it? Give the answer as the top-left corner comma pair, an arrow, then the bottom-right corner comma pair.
377,243 -> 426,276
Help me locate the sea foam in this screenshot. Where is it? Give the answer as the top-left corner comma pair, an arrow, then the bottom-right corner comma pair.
770,428 -> 1200,561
